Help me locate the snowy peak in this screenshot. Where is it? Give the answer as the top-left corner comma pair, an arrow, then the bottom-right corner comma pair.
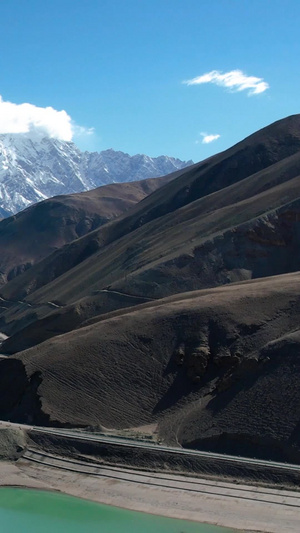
0,134 -> 84,214
0,134 -> 192,216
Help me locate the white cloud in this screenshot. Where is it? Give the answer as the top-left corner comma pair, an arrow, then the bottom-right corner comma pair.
0,95 -> 93,141
196,132 -> 220,145
184,69 -> 269,95
201,133 -> 220,144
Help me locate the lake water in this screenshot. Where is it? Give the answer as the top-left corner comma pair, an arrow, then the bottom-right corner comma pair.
0,488 -> 236,533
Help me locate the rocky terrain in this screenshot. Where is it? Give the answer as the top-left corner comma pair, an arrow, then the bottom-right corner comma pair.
0,115 -> 300,462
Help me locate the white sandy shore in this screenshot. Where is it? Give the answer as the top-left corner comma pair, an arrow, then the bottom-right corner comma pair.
0,457 -> 300,532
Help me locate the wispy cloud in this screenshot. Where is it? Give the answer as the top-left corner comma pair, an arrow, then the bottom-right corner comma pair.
0,95 -> 94,141
196,132 -> 220,145
201,133 -> 220,144
72,124 -> 95,137
184,69 -> 269,95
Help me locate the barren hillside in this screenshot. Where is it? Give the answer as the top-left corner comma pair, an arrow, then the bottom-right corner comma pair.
1,116 -> 300,461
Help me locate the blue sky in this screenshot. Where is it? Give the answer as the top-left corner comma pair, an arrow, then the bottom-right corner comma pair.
0,0 -> 299,162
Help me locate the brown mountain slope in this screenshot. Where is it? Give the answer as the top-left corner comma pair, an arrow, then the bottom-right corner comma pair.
3,153 -> 300,353
1,114 -> 300,354
2,140 -> 300,306
1,272 -> 300,462
0,173 -> 175,286
1,114 -> 300,305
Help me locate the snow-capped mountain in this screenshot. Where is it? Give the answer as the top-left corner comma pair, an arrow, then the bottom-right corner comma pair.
0,133 -> 193,216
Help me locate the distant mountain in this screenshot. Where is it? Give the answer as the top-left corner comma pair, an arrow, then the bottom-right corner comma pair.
0,132 -> 192,216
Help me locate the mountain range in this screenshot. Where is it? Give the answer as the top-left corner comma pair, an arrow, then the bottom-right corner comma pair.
0,115 -> 300,462
0,132 -> 192,217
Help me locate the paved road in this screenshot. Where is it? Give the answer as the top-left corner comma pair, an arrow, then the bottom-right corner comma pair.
95,288 -> 155,301
0,287 -> 153,313
29,425 -> 300,474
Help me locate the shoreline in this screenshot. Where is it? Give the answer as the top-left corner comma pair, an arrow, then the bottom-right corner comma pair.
0,483 -> 239,531
0,457 -> 299,532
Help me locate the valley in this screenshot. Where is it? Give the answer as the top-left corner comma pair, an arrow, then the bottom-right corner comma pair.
1,115 -> 300,530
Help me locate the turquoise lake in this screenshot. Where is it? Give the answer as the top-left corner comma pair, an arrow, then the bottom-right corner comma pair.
0,488 -> 236,533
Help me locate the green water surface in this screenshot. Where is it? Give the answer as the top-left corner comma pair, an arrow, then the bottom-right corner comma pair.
0,488 -> 236,533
